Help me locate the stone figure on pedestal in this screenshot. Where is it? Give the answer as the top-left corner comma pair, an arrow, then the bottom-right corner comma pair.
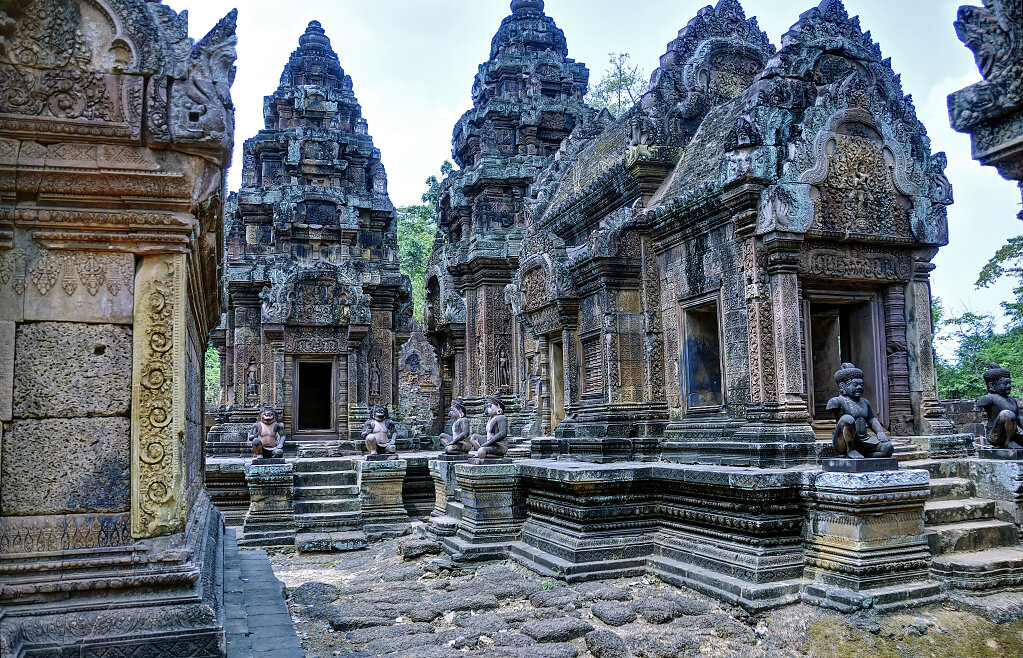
363,403 -> 397,458
440,398 -> 471,455
827,363 -> 894,459
470,393 -> 509,459
978,363 -> 1023,450
249,405 -> 286,461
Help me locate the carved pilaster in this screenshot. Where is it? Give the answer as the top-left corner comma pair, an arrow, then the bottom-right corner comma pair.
131,254 -> 186,539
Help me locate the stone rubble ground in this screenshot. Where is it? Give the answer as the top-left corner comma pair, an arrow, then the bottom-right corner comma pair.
262,528 -> 1023,658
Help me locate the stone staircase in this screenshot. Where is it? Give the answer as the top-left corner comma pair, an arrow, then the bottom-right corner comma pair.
908,458 -> 1023,595
292,457 -> 367,552
506,435 -> 532,459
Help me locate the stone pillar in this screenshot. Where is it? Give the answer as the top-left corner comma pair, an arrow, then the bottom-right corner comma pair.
802,469 -> 940,612
0,3 -> 237,654
240,461 -> 296,548
442,462 -> 521,561
906,262 -> 954,435
357,459 -> 410,539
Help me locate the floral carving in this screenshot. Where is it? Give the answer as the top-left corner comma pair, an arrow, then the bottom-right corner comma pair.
132,255 -> 185,538
28,249 -> 60,295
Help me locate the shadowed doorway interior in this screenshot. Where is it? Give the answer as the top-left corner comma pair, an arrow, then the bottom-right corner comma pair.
296,361 -> 333,431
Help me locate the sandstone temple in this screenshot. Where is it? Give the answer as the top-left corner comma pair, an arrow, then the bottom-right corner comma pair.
1,0 -> 1023,656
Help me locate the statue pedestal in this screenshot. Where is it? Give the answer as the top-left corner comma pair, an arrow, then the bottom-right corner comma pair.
803,469 -> 940,612
823,457 -> 899,473
426,456 -> 468,538
357,459 -> 410,539
240,462 -> 296,548
441,463 -> 521,561
977,448 -> 1023,460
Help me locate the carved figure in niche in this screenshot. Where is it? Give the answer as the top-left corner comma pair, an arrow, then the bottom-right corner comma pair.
470,394 -> 509,459
498,348 -> 510,388
362,404 -> 397,456
827,363 -> 894,459
249,405 -> 286,460
245,357 -> 259,404
978,363 -> 1023,450
370,358 -> 382,397
439,398 -> 471,455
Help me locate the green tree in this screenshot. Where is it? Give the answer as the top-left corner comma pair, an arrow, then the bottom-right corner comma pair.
976,234 -> 1023,326
397,161 -> 451,322
204,342 -> 220,407
586,52 -> 649,117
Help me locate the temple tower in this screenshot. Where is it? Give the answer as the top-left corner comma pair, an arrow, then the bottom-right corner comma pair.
213,21 -> 411,452
425,0 -> 591,431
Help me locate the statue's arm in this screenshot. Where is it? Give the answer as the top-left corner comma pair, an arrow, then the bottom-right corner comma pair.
865,401 -> 887,438
360,420 -> 372,439
275,422 -> 286,447
825,397 -> 843,420
247,422 -> 259,442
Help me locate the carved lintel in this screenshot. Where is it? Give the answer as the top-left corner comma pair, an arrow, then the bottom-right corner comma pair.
131,254 -> 186,538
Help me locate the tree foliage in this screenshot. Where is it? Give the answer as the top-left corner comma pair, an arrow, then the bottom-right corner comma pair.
586,52 -> 648,118
397,161 -> 451,322
936,232 -> 1023,399
204,342 -> 220,407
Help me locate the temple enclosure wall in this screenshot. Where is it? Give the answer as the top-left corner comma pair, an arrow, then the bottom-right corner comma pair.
0,1 -> 235,655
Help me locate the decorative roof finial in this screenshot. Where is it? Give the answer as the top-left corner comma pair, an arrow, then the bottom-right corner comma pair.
299,20 -> 330,48
511,0 -> 544,14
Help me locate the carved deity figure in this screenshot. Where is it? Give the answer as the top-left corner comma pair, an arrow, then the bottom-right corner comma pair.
370,359 -> 382,397
470,394 -> 509,459
362,404 -> 397,456
978,363 -> 1023,450
249,405 -> 286,460
245,358 -> 259,404
827,363 -> 894,459
439,398 -> 471,455
498,348 -> 510,388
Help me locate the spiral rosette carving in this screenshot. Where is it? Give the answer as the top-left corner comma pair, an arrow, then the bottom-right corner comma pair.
131,254 -> 186,538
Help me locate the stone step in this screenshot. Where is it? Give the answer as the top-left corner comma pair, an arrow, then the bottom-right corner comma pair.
929,477 -> 975,501
926,519 -> 1019,555
902,458 -> 959,479
924,498 -> 997,525
296,530 -> 367,553
292,471 -> 356,487
294,458 -> 358,472
294,498 -> 361,515
932,548 -> 1023,593
293,457 -> 356,473
293,484 -> 360,499
295,511 -> 363,531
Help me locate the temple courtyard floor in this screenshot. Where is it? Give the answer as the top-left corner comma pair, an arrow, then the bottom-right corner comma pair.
249,525 -> 1023,657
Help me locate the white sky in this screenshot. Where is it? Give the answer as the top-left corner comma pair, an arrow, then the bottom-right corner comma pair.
173,0 -> 1022,328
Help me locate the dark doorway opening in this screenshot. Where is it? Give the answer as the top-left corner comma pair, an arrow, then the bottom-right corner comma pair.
806,296 -> 886,426
297,361 -> 333,431
682,301 -> 723,408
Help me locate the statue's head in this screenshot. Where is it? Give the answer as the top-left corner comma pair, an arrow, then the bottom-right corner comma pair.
449,398 -> 466,419
984,363 -> 1012,396
834,363 -> 865,400
486,393 -> 505,416
259,405 -> 278,423
371,404 -> 389,420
